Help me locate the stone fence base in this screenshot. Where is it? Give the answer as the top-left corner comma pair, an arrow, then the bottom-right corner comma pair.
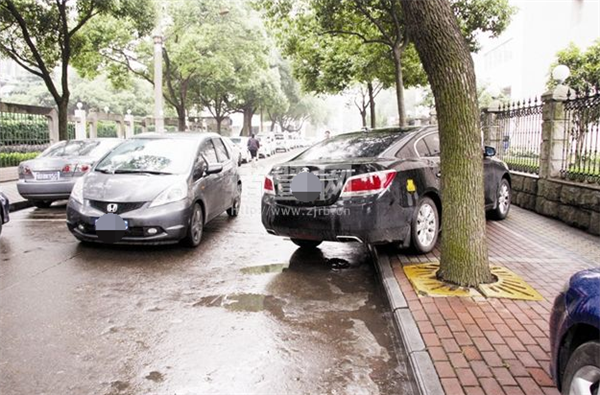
510,173 -> 600,235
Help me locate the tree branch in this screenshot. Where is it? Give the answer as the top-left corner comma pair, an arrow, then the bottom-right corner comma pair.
321,29 -> 389,46
353,0 -> 393,45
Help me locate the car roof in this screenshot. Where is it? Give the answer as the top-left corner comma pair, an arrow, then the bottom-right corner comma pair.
133,132 -> 221,140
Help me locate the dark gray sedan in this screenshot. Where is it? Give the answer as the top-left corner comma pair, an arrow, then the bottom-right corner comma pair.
0,188 -> 9,237
17,139 -> 123,208
66,133 -> 241,247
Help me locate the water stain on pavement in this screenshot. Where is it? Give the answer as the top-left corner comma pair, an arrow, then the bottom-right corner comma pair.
240,263 -> 289,275
193,293 -> 285,319
145,371 -> 165,382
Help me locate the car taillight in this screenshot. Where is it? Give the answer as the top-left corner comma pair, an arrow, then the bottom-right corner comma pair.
62,164 -> 72,173
76,163 -> 91,172
263,176 -> 275,195
21,166 -> 32,175
341,170 -> 396,197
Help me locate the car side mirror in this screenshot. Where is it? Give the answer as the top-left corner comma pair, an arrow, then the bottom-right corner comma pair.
193,161 -> 206,180
484,146 -> 496,157
205,163 -> 223,175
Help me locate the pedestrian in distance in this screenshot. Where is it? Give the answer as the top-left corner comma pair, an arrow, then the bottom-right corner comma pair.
247,134 -> 260,166
324,130 -> 331,140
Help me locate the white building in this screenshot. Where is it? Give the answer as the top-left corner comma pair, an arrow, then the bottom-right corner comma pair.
473,0 -> 600,100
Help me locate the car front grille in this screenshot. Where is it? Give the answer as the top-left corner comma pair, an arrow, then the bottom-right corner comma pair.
88,200 -> 146,214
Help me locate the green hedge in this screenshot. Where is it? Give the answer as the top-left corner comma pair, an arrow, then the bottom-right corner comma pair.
0,118 -> 50,145
0,152 -> 40,168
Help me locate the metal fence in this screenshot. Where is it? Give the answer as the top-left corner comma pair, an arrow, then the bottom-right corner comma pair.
492,98 -> 543,175
561,89 -> 600,184
0,111 -> 51,168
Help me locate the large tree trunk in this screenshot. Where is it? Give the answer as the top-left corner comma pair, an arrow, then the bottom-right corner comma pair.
392,47 -> 407,127
241,108 -> 254,136
57,98 -> 69,141
216,117 -> 223,134
176,107 -> 186,131
368,81 -> 376,128
360,109 -> 367,127
400,0 -> 492,287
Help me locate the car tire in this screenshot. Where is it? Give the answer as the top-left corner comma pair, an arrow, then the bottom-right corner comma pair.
33,200 -> 52,208
182,203 -> 204,248
227,184 -> 242,217
0,220 -> 3,237
561,341 -> 600,395
490,178 -> 511,220
411,197 -> 439,254
291,238 -> 322,249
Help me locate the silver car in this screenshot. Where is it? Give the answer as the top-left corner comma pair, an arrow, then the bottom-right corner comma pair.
66,133 -> 241,247
17,139 -> 123,208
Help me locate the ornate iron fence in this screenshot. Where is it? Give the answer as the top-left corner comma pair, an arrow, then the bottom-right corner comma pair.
562,89 -> 600,184
493,98 -> 543,174
0,111 -> 50,168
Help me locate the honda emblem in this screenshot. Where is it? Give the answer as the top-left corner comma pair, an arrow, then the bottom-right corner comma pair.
106,203 -> 118,213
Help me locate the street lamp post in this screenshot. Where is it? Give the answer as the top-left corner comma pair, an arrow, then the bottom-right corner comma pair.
153,32 -> 165,133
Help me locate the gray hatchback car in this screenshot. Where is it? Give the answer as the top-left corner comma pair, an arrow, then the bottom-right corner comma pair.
66,133 -> 241,247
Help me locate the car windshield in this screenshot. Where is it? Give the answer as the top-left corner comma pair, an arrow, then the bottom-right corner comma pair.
40,140 -> 122,159
293,129 -> 413,161
230,138 -> 242,144
95,138 -> 198,174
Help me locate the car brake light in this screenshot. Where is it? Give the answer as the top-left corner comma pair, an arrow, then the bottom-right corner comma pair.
62,164 -> 71,172
341,170 -> 397,197
21,166 -> 32,175
76,163 -> 91,172
263,176 -> 275,195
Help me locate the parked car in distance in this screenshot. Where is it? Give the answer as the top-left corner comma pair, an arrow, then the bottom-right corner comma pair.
255,134 -> 273,158
0,189 -> 9,237
262,126 -> 512,253
66,133 -> 241,247
17,138 -> 123,208
230,136 -> 251,163
550,268 -> 600,395
223,137 -> 242,166
274,133 -> 288,152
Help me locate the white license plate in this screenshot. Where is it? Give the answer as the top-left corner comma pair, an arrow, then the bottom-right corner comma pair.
94,218 -> 129,230
35,172 -> 60,181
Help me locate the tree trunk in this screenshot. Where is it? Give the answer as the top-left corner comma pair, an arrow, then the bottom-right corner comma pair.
360,109 -> 367,127
216,117 -> 222,134
176,107 -> 186,131
392,47 -> 407,127
57,98 -> 69,141
241,108 -> 254,136
400,0 -> 492,287
368,81 -> 376,128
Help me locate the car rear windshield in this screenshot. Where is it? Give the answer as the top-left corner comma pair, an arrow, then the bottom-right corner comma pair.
40,140 -> 122,159
293,129 -> 413,161
230,138 -> 242,144
95,138 -> 199,174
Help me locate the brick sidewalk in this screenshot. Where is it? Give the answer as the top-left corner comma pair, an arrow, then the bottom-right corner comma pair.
388,206 -> 599,395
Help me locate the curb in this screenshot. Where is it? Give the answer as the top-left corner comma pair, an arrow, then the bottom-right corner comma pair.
373,247 -> 445,395
9,200 -> 34,212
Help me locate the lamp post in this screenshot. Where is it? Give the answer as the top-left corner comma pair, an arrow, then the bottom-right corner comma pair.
551,65 -> 571,100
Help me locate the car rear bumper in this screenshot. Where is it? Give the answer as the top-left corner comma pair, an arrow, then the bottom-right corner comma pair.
261,193 -> 412,244
66,199 -> 192,245
17,179 -> 77,200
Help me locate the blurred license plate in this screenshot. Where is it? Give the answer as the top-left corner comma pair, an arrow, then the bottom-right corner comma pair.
35,172 -> 59,181
94,218 -> 129,230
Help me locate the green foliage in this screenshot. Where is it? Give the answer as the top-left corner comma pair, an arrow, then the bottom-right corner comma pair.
0,116 -> 50,145
0,152 -> 40,168
548,40 -> 600,92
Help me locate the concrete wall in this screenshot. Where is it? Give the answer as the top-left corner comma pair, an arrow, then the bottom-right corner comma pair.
511,173 -> 600,235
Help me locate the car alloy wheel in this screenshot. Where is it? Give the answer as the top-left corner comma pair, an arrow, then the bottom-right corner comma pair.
491,178 -> 511,220
227,184 -> 242,217
183,203 -> 203,248
562,341 -> 600,395
411,197 -> 439,254
569,365 -> 600,395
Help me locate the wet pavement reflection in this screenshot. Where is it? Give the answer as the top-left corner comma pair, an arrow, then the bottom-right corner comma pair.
0,152 -> 417,395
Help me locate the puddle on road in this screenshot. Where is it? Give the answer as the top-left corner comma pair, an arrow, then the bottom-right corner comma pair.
145,371 -> 165,383
240,263 -> 289,275
193,293 -> 285,319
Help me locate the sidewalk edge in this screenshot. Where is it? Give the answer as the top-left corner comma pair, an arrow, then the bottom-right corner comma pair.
373,248 -> 445,395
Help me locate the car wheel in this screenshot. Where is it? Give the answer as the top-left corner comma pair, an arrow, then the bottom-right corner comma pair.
227,184 -> 242,217
33,200 -> 52,208
490,178 -> 511,220
561,341 -> 600,395
411,197 -> 439,254
291,238 -> 322,249
182,203 -> 204,248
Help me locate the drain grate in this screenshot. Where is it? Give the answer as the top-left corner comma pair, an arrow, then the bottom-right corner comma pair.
403,262 -> 543,301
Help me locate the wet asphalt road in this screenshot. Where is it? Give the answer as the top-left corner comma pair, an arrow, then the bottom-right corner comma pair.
0,152 -> 417,395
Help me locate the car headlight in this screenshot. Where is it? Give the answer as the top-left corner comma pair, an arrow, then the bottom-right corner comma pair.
70,177 -> 85,204
149,180 -> 188,208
